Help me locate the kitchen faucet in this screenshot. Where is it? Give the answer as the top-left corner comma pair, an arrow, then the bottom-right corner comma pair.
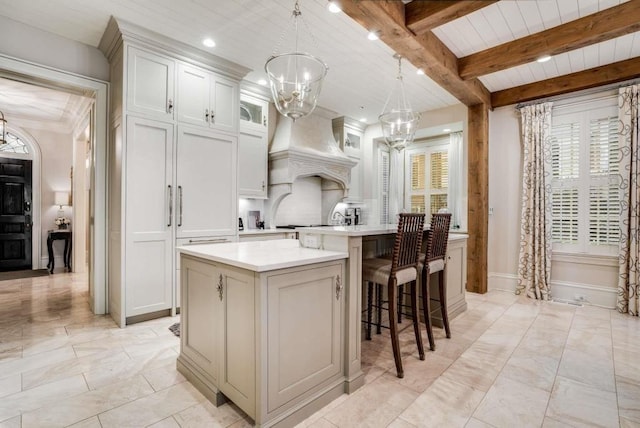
332,211 -> 346,225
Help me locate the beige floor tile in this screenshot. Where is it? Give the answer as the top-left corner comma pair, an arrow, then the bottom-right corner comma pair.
323,375 -> 418,428
515,327 -> 568,360
472,375 -> 550,427
565,327 -> 613,359
305,417 -> 339,428
0,375 -> 21,399
0,415 -> 20,428
464,417 -> 495,428
620,416 -> 640,428
381,351 -> 454,393
500,352 -> 560,392
557,347 -> 616,392
0,374 -> 88,422
143,362 -> 187,391
541,416 -> 574,427
438,355 -> 502,393
147,417 -> 180,428
614,347 -> 640,385
398,377 -> 484,427
172,400 -> 246,428
98,381 -> 204,427
0,345 -> 76,380
546,376 -> 619,427
67,416 -> 103,428
617,375 -> 640,424
387,418 -> 417,428
21,375 -> 153,427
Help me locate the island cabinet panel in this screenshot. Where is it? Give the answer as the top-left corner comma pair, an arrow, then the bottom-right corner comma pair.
219,264 -> 256,416
266,263 -> 343,413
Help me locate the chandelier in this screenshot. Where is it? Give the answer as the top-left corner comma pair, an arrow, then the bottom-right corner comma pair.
379,54 -> 420,151
0,110 -> 6,146
265,0 -> 328,121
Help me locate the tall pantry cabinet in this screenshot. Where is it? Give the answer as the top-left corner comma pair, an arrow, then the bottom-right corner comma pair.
100,18 -> 250,326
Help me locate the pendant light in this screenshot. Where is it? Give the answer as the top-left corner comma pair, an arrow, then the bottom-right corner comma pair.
0,110 -> 6,146
265,0 -> 328,121
379,54 -> 420,151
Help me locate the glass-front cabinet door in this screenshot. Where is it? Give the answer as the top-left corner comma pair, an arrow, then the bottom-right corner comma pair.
240,94 -> 268,131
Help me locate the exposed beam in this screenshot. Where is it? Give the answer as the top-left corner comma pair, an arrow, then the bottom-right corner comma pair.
338,0 -> 491,107
492,56 -> 640,108
406,1 -> 498,35
467,103 -> 489,294
459,0 -> 640,80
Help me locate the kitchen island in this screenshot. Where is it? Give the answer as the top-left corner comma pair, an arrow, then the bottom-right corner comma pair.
176,239 -> 349,428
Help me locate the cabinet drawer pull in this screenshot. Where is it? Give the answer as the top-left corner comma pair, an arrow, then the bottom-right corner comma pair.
217,274 -> 224,301
167,99 -> 173,113
187,238 -> 229,244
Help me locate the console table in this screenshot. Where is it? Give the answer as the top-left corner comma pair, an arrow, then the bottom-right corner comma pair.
47,230 -> 72,273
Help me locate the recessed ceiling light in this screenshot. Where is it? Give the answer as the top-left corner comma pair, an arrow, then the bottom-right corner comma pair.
359,118 -> 367,123
257,79 -> 267,86
367,31 -> 379,41
416,69 -> 425,75
328,2 -> 341,13
536,55 -> 551,63
202,38 -> 216,48
443,128 -> 451,132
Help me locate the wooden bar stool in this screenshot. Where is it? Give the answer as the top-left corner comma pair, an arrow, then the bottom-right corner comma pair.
362,213 -> 425,378
421,212 -> 452,351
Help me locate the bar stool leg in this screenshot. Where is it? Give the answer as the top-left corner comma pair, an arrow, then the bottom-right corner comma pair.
410,280 -> 425,360
366,281 -> 373,340
439,270 -> 451,339
376,283 -> 382,335
387,278 -> 403,378
397,284 -> 403,323
421,269 -> 436,351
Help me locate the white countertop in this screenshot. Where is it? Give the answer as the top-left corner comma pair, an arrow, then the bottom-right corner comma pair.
296,224 -> 469,240
177,239 -> 347,272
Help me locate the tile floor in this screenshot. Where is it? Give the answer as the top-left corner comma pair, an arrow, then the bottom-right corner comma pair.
0,271 -> 639,427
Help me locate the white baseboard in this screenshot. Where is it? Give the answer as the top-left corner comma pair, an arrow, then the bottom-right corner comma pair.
488,272 -> 617,309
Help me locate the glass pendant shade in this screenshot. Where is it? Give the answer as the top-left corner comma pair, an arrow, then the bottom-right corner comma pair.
379,55 -> 420,151
0,110 -> 6,145
265,52 -> 327,121
265,0 -> 328,121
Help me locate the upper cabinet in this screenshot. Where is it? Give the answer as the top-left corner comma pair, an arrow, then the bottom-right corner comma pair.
177,63 -> 239,134
240,94 -> 268,132
126,47 -> 175,121
333,116 -> 367,202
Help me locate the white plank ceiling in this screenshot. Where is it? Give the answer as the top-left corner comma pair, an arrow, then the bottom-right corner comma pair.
0,0 -> 638,126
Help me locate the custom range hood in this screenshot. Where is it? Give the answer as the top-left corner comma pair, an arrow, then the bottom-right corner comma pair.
265,110 -> 356,226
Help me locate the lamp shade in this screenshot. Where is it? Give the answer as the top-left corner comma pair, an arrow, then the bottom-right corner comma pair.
54,191 -> 70,207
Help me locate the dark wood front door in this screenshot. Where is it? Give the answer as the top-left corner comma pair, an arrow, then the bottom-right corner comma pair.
0,158 -> 33,271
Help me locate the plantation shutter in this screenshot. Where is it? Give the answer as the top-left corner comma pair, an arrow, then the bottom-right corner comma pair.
409,153 -> 425,213
550,121 -> 580,243
430,151 -> 449,214
588,116 -> 620,245
380,150 -> 390,224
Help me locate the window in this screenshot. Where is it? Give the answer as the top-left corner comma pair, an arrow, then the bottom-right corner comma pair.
405,138 -> 449,218
0,132 -> 29,154
550,101 -> 620,255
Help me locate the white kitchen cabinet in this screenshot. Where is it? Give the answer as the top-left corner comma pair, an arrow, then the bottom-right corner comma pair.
124,116 -> 174,317
126,46 -> 175,121
240,94 -> 269,132
177,63 -> 239,134
178,254 -> 345,426
238,128 -> 268,198
238,92 -> 269,199
176,126 -> 237,238
332,117 -> 366,202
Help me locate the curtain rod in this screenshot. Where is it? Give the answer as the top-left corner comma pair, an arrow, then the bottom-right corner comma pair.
515,77 -> 640,110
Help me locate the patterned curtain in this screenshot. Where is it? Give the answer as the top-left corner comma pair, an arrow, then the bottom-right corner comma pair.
617,85 -> 640,316
517,103 -> 553,300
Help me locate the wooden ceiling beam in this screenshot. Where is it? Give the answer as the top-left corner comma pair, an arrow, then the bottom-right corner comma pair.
491,56 -> 640,108
459,0 -> 640,80
338,0 -> 491,107
406,1 -> 498,35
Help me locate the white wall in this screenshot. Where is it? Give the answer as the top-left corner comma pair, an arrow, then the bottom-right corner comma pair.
487,104 -> 618,308
22,128 -> 74,262
0,16 -> 109,81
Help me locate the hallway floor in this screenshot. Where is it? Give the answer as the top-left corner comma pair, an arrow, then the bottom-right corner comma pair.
0,272 -> 638,427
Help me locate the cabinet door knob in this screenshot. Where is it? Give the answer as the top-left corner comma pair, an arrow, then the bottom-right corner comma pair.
261,181 -> 265,191
205,109 -> 209,122
210,110 -> 215,123
263,116 -> 266,126
167,99 -> 173,113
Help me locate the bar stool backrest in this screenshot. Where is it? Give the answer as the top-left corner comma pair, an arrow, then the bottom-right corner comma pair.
425,213 -> 452,264
391,213 -> 426,275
